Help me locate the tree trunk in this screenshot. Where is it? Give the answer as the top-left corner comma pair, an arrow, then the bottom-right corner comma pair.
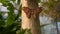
21,0 -> 41,34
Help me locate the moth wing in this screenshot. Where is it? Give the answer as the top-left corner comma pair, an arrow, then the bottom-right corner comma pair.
22,7 -> 31,18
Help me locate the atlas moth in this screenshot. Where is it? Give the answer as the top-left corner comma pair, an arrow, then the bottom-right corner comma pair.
22,7 -> 43,20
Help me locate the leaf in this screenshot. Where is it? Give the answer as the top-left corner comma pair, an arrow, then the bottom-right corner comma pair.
19,29 -> 27,34
0,0 -> 8,6
38,0 -> 41,3
6,3 -> 15,26
40,23 -> 51,27
18,4 -> 22,16
17,0 -> 21,5
11,0 -> 16,2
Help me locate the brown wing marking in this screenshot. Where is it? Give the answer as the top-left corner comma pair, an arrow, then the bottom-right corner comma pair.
22,7 -> 31,18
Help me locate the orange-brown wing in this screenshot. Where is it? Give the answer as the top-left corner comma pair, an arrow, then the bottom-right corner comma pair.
37,7 -> 43,14
22,7 -> 31,18
33,9 -> 37,20
32,7 -> 43,20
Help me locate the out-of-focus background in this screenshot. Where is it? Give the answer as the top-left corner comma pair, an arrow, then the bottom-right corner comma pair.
0,0 -> 60,34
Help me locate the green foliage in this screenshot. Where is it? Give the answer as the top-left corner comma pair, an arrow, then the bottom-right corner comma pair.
6,3 -> 15,27
17,0 -> 21,5
39,0 -> 60,18
0,0 -> 32,34
17,29 -> 31,34
0,12 -> 20,34
0,14 -> 5,26
0,0 -> 23,34
11,0 -> 16,2
42,0 -> 58,9
38,0 -> 41,3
